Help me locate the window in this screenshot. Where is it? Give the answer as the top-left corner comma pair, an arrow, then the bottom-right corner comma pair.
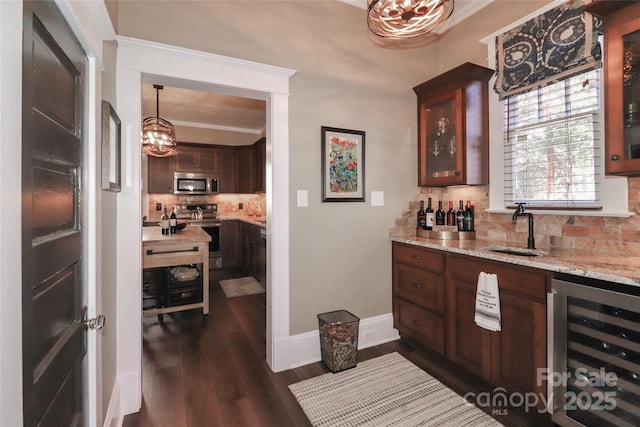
503,69 -> 601,209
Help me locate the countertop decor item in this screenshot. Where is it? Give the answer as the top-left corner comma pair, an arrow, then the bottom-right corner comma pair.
142,84 -> 177,158
367,0 -> 454,39
321,126 -> 365,202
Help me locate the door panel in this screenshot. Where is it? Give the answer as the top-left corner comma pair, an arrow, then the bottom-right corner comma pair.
22,1 -> 86,426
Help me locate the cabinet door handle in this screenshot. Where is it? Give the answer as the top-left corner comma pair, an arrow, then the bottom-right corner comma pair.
146,246 -> 198,256
412,320 -> 423,327
610,154 -> 620,161
412,282 -> 423,289
410,255 -> 422,260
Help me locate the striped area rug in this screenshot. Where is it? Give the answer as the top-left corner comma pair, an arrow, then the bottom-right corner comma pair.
289,352 -> 503,427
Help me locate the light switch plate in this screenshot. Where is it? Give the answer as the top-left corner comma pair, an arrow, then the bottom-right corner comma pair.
297,189 -> 308,207
371,191 -> 384,206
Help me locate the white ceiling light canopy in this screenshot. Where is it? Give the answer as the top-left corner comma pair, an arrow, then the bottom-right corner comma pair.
142,84 -> 178,158
367,0 -> 455,39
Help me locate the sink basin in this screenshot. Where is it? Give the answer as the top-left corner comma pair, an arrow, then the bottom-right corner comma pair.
482,246 -> 546,257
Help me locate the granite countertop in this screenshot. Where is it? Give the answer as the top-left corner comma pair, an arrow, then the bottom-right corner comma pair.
391,235 -> 640,287
220,216 -> 266,228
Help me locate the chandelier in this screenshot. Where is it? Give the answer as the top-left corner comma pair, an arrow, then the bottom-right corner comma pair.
367,0 -> 454,39
142,84 -> 177,158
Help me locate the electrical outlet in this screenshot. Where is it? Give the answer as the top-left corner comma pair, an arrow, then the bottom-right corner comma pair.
155,202 -> 162,211
363,330 -> 375,340
239,202 -> 243,210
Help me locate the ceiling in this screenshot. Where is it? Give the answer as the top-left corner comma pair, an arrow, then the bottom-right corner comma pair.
141,1 -> 491,147
142,84 -> 266,146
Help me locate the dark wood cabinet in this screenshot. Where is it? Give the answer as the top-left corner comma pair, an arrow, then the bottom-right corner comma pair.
235,147 -> 255,194
240,221 -> 265,287
391,242 -> 549,407
174,145 -> 219,173
446,253 -> 549,406
218,149 -> 237,193
254,137 -> 266,193
447,277 -> 491,378
147,156 -> 174,193
221,220 -> 240,268
588,2 -> 640,175
147,141 -> 265,194
392,243 -> 446,354
413,63 -> 492,186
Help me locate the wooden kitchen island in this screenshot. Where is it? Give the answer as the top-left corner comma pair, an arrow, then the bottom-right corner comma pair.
142,226 -> 211,317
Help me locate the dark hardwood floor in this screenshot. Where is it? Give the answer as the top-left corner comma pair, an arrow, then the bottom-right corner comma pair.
123,267 -> 553,427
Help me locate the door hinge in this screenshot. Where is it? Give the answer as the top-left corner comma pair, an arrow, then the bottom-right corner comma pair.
84,314 -> 106,330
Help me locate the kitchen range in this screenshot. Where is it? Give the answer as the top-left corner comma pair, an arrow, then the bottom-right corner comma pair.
174,203 -> 222,270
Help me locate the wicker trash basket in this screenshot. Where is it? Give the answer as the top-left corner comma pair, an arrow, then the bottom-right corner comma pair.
317,310 -> 360,373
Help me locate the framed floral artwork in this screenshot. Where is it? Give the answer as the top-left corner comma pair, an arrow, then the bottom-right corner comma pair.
321,126 -> 365,202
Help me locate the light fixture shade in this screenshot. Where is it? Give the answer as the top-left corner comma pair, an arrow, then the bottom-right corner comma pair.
367,0 -> 454,39
142,116 -> 177,157
142,84 -> 178,158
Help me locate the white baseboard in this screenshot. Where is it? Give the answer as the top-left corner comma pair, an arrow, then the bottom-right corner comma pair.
103,379 -> 121,427
288,312 -> 399,369
116,371 -> 141,418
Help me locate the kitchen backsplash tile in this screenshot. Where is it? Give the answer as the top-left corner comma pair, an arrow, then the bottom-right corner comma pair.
392,177 -> 640,257
147,193 -> 265,222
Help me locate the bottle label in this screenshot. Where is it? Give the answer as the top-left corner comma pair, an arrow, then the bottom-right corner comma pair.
426,213 -> 434,228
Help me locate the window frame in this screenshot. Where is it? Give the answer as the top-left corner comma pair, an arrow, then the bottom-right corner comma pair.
481,1 -> 630,218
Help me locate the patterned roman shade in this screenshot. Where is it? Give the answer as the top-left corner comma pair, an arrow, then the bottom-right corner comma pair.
494,0 -> 603,100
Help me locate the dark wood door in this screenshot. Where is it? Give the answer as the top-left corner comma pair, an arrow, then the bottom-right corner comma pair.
22,1 -> 87,425
236,147 -> 255,193
491,292 -> 547,408
446,278 -> 491,380
147,156 -> 174,193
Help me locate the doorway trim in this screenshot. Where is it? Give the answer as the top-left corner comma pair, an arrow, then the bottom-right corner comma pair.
115,36 -> 295,414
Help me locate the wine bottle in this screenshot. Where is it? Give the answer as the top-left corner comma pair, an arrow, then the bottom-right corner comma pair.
436,200 -> 445,226
456,200 -> 465,231
169,207 -> 177,234
464,200 -> 474,231
417,200 -> 426,229
446,201 -> 455,226
425,197 -> 434,230
161,208 -> 170,235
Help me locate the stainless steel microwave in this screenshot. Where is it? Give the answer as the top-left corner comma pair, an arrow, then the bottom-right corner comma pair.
173,172 -> 219,195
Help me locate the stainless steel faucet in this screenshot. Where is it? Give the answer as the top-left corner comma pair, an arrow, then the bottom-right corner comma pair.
512,202 -> 535,249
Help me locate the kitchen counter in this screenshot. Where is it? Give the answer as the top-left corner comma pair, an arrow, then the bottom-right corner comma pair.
143,224 -> 212,243
391,234 -> 640,287
220,216 -> 266,228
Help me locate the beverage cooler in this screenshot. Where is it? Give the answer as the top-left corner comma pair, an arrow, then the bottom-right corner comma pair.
549,273 -> 640,427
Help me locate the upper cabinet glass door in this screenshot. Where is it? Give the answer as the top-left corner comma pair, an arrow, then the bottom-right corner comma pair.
623,30 -> 640,160
591,1 -> 640,175
423,93 -> 461,181
414,63 -> 492,187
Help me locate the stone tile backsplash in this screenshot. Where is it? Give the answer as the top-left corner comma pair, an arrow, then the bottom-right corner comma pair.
147,193 -> 266,222
391,177 -> 640,256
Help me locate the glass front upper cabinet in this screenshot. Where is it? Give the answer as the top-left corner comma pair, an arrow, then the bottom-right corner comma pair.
414,63 -> 493,187
590,1 -> 640,175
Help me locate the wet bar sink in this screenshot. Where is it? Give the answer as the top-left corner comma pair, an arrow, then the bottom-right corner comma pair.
482,246 -> 546,257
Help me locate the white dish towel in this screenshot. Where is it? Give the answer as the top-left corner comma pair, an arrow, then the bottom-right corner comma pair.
474,272 -> 501,331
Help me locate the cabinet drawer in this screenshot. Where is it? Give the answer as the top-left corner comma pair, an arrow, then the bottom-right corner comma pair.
394,298 -> 445,354
142,242 -> 206,269
448,254 -> 548,300
393,242 -> 444,273
394,263 -> 445,314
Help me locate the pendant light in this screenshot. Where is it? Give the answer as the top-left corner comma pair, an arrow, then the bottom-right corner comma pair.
142,84 -> 177,158
367,0 -> 454,39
